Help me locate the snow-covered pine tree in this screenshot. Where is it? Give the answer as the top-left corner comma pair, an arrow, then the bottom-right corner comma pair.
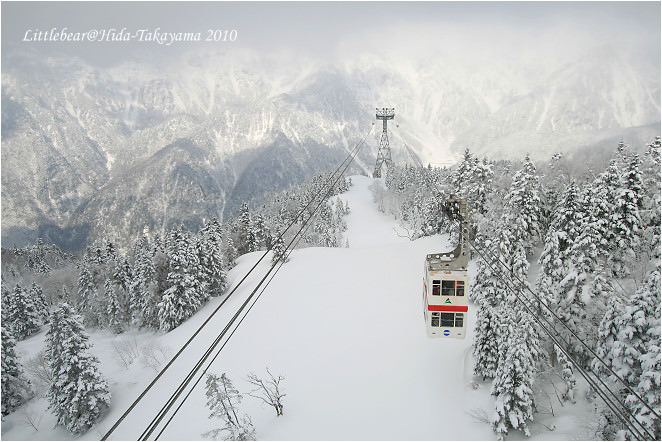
130,232 -> 160,328
158,228 -> 202,331
112,258 -> 133,324
187,233 -> 209,304
634,324 -> 661,440
222,230 -> 238,270
608,154 -> 643,278
555,266 -> 597,367
495,218 -> 529,284
27,238 -> 51,274
555,344 -> 577,403
252,213 -> 267,251
557,172 -> 621,364
104,240 -> 118,264
203,373 -> 256,441
451,149 -> 494,218
485,212 -> 540,439
595,160 -> 622,272
61,286 -> 72,304
626,266 -> 661,440
471,233 -> 504,380
537,181 -> 582,307
421,195 -> 446,237
271,226 -> 289,266
536,180 -> 586,377
611,267 -> 660,390
572,171 -> 614,276
45,303 -> 111,434
503,154 -> 543,256
237,202 -> 257,255
105,278 -> 124,334
640,138 -> 661,263
1,328 -> 32,416
88,244 -> 105,266
77,264 -> 100,327
469,158 -> 495,217
30,281 -> 49,324
592,294 -> 623,379
539,152 -> 567,229
198,218 -> 229,298
491,326 -> 536,440
451,148 -> 474,195
473,302 -> 500,380
6,284 -> 43,340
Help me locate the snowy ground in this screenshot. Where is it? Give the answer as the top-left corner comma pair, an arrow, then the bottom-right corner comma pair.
3,175 -> 593,440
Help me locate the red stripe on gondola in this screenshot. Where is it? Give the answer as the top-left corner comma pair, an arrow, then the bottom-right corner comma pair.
427,305 -> 468,312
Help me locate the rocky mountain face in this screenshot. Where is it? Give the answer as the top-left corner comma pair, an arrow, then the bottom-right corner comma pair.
2,46 -> 659,250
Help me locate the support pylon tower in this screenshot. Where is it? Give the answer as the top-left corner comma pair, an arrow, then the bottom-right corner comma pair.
373,107 -> 395,178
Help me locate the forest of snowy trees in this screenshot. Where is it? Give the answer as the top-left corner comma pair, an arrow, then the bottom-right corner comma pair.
0,172 -> 350,433
2,137 -> 659,439
374,138 -> 661,440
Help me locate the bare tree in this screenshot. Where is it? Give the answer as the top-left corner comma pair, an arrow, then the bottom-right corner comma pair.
246,368 -> 285,417
111,337 -> 140,369
139,341 -> 171,372
23,350 -> 52,396
19,404 -> 43,432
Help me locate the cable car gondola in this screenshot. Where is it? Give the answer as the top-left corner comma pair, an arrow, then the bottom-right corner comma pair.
423,199 -> 469,339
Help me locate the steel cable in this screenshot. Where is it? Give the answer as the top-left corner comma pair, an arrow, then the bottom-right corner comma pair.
102,126 -> 371,440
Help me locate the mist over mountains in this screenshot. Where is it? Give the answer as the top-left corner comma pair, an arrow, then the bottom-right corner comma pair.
2,41 -> 659,251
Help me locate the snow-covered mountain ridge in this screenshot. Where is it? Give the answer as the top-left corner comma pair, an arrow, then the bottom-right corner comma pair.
2,46 -> 659,249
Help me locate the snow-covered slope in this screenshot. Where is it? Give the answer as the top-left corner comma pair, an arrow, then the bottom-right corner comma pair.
3,176 -> 593,441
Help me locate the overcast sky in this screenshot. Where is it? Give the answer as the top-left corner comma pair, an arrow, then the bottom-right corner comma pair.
2,1 -> 660,67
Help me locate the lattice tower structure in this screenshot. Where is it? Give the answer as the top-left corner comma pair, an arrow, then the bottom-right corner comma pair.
373,107 -> 395,178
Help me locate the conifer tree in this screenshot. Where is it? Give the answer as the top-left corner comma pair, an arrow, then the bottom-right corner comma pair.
105,278 -> 124,334
504,154 -> 543,255
222,232 -> 238,270
237,202 -> 255,255
608,155 -> 643,277
158,229 -> 201,331
611,269 -> 659,387
537,181 -> 582,296
556,345 -> 577,403
27,238 -> 51,274
6,284 -> 43,339
30,281 -> 49,324
45,303 -> 111,434
77,264 -> 99,326
253,213 -> 267,251
203,373 -> 256,441
112,258 -> 133,321
640,138 -> 661,263
451,148 -> 474,194
592,295 -> 623,379
271,229 -> 289,266
473,303 -> 500,380
594,160 -> 621,266
627,267 -> 661,439
199,218 -> 229,297
472,233 -> 509,381
131,233 -> 159,328
571,185 -> 604,276
1,328 -> 32,416
491,326 -> 536,440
